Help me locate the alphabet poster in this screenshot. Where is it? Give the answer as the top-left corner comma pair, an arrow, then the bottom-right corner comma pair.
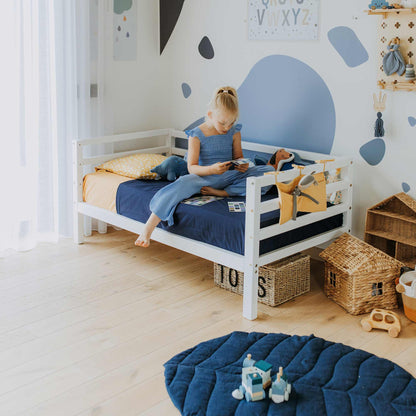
248,0 -> 320,40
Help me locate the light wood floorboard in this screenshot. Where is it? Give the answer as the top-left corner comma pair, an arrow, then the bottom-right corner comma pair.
0,228 -> 414,415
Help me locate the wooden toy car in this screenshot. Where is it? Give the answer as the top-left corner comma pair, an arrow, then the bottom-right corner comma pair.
361,309 -> 401,337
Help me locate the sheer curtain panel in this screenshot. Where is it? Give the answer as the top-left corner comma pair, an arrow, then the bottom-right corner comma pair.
0,0 -> 111,254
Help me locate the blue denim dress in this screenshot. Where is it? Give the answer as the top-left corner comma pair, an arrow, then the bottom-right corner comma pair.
150,124 -> 274,225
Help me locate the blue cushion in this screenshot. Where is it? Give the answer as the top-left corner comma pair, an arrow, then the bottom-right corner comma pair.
164,331 -> 416,415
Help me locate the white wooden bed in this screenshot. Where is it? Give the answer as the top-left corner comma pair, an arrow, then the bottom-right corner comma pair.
73,128 -> 353,320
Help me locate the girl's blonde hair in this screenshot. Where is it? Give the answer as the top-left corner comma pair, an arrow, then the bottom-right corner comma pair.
208,86 -> 239,118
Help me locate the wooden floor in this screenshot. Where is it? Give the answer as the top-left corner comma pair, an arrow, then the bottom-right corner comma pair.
0,228 -> 415,416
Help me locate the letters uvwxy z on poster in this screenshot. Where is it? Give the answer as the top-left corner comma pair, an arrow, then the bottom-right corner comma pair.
248,0 -> 320,40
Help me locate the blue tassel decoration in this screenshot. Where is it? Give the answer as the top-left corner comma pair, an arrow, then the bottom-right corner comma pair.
374,112 -> 385,138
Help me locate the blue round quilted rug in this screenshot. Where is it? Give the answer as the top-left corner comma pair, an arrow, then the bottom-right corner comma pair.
164,332 -> 416,416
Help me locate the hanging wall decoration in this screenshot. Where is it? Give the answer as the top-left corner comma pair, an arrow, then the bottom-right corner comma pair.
373,91 -> 386,137
113,0 -> 137,60
248,0 -> 320,41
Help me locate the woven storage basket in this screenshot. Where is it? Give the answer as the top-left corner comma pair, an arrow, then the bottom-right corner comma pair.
213,253 -> 310,306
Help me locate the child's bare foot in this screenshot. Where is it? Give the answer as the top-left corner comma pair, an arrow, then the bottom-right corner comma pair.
134,213 -> 161,248
200,186 -> 229,197
135,234 -> 150,247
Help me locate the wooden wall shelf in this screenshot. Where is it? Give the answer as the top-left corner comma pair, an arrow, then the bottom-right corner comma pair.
367,8 -> 416,91
367,8 -> 416,19
378,80 -> 416,90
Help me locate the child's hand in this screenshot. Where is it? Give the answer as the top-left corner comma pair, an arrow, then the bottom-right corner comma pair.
235,163 -> 249,173
210,162 -> 231,175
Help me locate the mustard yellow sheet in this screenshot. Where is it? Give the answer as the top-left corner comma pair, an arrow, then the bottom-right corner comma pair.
83,171 -> 132,212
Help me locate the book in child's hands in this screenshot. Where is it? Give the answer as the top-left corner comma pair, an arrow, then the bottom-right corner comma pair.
228,201 -> 246,212
229,158 -> 251,166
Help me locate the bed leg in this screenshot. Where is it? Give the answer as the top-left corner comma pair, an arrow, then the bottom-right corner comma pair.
73,212 -> 85,244
243,263 -> 259,320
97,220 -> 107,234
84,216 -> 92,237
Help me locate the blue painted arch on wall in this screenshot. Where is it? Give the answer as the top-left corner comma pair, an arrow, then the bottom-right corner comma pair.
237,55 -> 336,154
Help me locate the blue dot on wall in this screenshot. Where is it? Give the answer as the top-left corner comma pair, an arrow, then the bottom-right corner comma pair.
328,26 -> 369,68
402,182 -> 411,193
198,36 -> 214,60
359,138 -> 386,166
181,83 -> 191,99
185,55 -> 336,153
408,116 -> 416,127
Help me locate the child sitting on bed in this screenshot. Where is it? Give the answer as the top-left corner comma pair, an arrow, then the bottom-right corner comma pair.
135,86 -> 277,247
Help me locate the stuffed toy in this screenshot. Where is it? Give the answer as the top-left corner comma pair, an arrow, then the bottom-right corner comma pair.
255,150 -> 313,170
150,155 -> 188,181
383,37 -> 406,76
368,0 -> 389,9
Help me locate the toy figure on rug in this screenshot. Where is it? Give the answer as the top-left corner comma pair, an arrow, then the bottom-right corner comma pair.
269,367 -> 291,403
232,354 -> 272,402
134,86 -> 276,247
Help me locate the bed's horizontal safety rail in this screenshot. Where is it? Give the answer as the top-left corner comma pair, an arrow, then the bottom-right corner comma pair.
259,203 -> 350,241
170,129 -> 188,139
79,146 -> 171,166
77,129 -> 171,146
259,179 -> 351,215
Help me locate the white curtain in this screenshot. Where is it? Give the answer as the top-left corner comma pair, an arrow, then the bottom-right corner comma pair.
0,0 -> 112,254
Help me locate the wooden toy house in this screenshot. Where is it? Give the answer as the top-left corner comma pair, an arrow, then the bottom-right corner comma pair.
319,233 -> 404,315
364,192 -> 416,268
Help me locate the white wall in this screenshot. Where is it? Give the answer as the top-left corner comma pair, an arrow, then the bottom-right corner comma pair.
106,0 -> 416,237
106,0 -> 170,133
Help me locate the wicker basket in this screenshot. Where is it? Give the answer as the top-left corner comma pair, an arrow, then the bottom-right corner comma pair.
213,253 -> 310,306
320,233 -> 403,315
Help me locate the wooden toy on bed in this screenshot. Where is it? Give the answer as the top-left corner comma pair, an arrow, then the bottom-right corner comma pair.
73,128 -> 354,320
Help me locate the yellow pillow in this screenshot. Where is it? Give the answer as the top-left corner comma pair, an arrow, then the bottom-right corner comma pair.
96,153 -> 167,179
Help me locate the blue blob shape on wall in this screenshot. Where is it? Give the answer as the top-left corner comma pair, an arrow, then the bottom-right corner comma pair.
184,55 -> 335,153
181,83 -> 191,99
402,182 -> 411,193
359,138 -> 386,166
328,27 -> 369,68
198,36 -> 214,59
408,116 -> 416,127
237,55 -> 336,153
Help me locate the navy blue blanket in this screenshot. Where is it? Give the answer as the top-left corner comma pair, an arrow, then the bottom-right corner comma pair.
164,331 -> 416,416
116,179 -> 342,255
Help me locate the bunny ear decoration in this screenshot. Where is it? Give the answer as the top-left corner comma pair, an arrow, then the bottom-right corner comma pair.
373,92 -> 386,112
